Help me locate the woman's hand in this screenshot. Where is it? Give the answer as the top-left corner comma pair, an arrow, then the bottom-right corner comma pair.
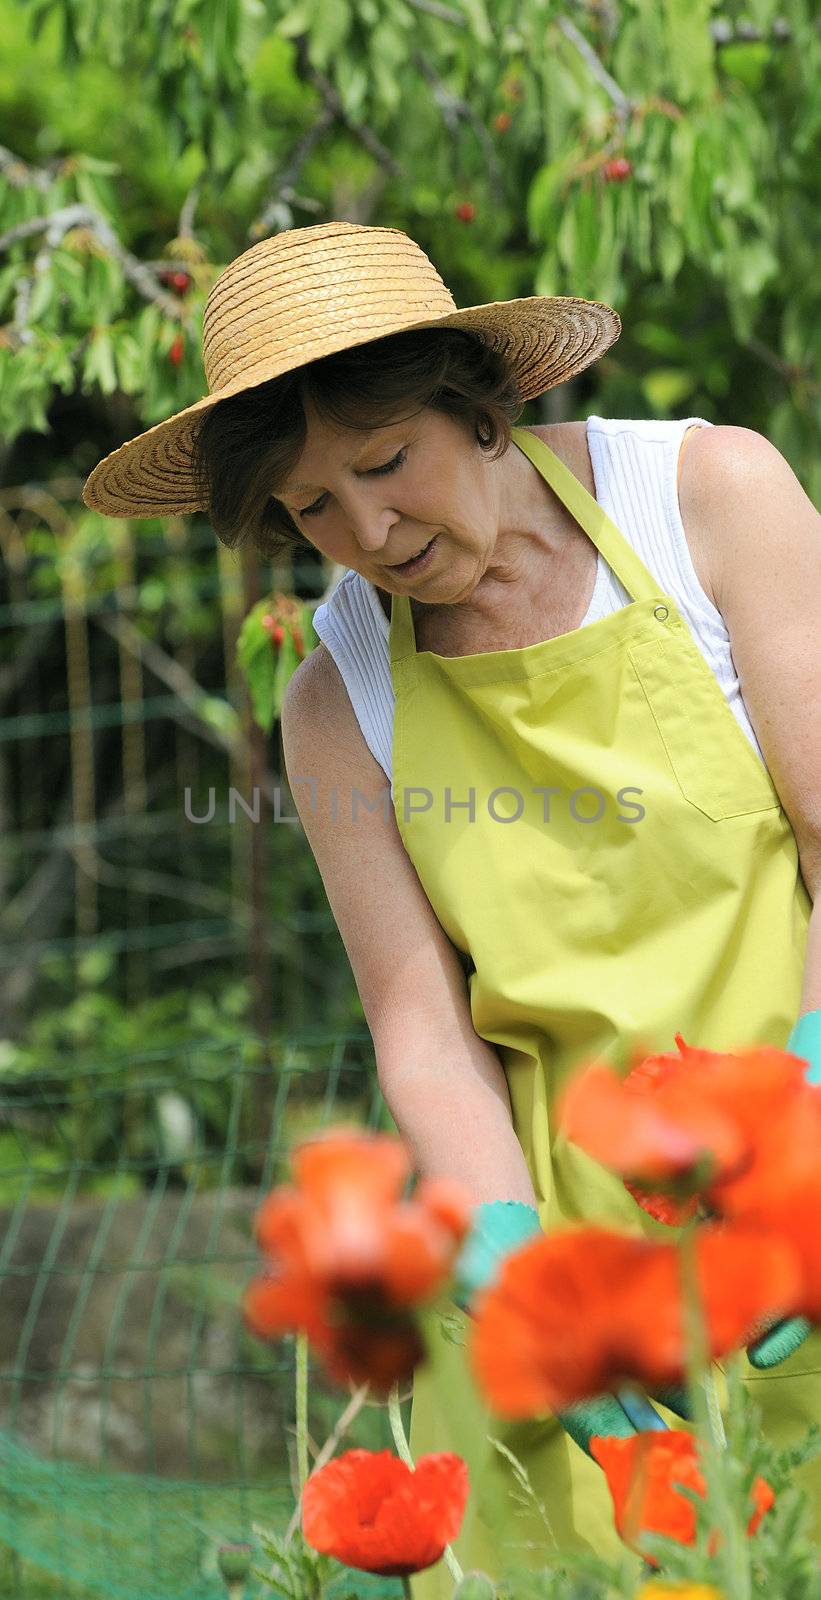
451,1198 -> 544,1313
452,1200 -> 678,1455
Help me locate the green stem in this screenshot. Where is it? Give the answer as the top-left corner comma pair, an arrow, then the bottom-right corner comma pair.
679,1222 -> 750,1600
388,1381 -> 464,1586
702,1364 -> 727,1451
285,1379 -> 373,1548
678,1220 -> 713,1443
296,1330 -> 309,1500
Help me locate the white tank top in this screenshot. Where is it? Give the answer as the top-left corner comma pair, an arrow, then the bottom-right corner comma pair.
312,415 -> 765,785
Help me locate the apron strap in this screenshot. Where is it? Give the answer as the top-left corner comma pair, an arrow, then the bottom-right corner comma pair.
388,424 -> 667,664
510,427 -> 661,604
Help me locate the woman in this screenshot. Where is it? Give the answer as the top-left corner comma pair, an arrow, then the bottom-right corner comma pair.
83,222 -> 821,1590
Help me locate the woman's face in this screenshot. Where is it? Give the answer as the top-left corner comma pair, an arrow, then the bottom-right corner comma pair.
275,397 -> 542,608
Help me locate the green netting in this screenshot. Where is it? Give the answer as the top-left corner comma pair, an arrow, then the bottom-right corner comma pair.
0,1038 -> 406,1600
0,500 -> 405,1597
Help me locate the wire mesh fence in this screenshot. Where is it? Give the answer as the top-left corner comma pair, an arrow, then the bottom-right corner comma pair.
0,1035 -> 405,1600
0,484 -> 400,1596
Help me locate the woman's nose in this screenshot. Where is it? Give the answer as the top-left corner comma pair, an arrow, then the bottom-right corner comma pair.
347,503 -> 399,554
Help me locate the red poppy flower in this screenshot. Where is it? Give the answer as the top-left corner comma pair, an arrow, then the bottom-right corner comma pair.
690,1052 -> 821,1219
469,1222 -> 800,1415
253,1129 -> 472,1302
590,1431 -> 774,1563
243,1266 -> 428,1391
726,1176 -> 821,1323
562,1034 -> 821,1231
242,1128 -> 473,1393
558,1055 -> 745,1192
301,1448 -> 469,1575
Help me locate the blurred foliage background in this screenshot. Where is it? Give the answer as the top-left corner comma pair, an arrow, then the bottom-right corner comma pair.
1,0 -> 818,1090
0,0 -> 819,1590
3,0 -> 816,1100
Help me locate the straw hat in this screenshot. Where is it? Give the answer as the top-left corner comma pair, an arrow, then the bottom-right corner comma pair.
81,220 -> 621,519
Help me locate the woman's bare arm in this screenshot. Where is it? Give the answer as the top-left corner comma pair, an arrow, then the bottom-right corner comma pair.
279,641 -> 538,1208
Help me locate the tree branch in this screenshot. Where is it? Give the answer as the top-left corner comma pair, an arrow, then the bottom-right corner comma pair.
293,38 -> 405,180
0,143 -> 67,191
411,52 -> 505,204
0,200 -> 182,319
554,13 -> 634,120
403,0 -> 465,22
94,611 -> 244,757
62,841 -> 237,917
255,106 -> 336,235
178,180 -> 202,241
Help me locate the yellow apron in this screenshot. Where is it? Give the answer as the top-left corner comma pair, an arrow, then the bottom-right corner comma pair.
386,427 -> 821,1593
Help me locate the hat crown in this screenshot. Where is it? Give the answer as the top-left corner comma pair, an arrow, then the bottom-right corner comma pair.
201,222 -> 458,395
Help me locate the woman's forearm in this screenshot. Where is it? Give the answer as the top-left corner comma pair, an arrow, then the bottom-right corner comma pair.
377,1053 -> 539,1211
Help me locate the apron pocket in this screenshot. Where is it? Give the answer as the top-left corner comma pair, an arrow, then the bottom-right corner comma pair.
629,634 -> 781,822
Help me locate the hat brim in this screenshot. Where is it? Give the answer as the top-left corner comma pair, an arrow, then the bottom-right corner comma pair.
81,296 -> 620,518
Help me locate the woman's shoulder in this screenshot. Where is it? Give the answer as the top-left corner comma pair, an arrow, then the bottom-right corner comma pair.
526,420 -> 594,491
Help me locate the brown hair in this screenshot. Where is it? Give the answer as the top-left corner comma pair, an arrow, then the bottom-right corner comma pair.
190,327 -> 525,561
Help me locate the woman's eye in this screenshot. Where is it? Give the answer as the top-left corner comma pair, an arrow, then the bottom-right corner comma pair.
299,448 -> 406,518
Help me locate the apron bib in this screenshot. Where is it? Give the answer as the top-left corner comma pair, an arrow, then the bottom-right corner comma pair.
387,427 -> 821,1594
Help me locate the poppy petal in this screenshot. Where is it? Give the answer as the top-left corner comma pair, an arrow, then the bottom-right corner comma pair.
590,1430 -> 774,1563
560,1063 -> 745,1186
469,1223 -> 801,1415
301,1448 -> 469,1574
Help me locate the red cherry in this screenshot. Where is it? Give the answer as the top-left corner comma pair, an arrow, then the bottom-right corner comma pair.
493,111 -> 512,133
271,624 -> 285,649
169,334 -> 184,366
454,201 -> 476,223
172,271 -> 192,293
602,157 -> 632,183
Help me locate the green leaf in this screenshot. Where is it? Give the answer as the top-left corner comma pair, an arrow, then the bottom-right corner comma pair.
632,320 -> 688,358
661,0 -> 715,102
27,272 -> 54,323
301,602 -> 319,653
25,0 -> 59,41
719,41 -> 771,91
437,1310 -> 466,1347
667,119 -> 696,231
526,148 -> 583,240
74,153 -> 121,175
557,182 -> 600,291
197,696 -> 241,737
456,0 -> 493,47
113,331 -> 143,392
277,0 -> 315,38
657,220 -> 685,283
633,185 -> 653,274
247,35 -> 307,114
641,367 -> 695,410
336,58 -> 368,119
364,19 -> 404,114
77,947 -> 116,985
237,606 -> 278,732
272,628 -> 299,718
87,331 -> 118,394
734,236 -> 779,298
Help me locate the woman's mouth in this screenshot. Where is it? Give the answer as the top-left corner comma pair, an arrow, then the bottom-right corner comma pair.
389,535 -> 438,575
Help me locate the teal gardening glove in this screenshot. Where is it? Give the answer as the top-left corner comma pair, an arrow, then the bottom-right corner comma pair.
451,1200 -> 681,1455
746,1008 -> 821,1369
